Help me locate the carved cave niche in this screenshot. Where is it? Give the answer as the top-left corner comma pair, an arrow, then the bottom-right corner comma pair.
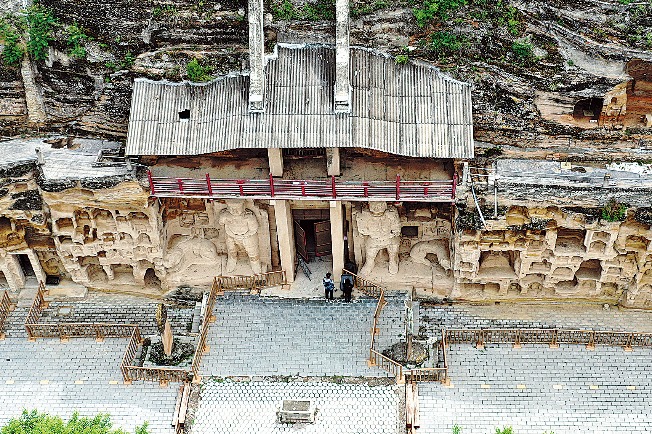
625,235 -> 650,252
92,209 -> 116,233
144,267 -> 161,289
589,240 -> 607,255
86,264 -> 108,283
0,270 -> 7,288
555,228 -> 587,254
575,259 -> 602,280
55,217 -> 74,233
477,251 -> 518,279
74,209 -> 91,227
112,264 -> 135,283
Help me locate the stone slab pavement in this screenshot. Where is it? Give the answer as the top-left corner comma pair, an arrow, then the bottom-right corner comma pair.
420,302 -> 652,337
191,379 -> 400,434
0,337 -> 178,434
200,294 -> 407,377
419,344 -> 652,434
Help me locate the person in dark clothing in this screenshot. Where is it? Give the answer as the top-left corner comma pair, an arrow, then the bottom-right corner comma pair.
342,278 -> 354,302
323,272 -> 335,300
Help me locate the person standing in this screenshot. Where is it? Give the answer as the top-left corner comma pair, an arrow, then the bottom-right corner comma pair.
342,277 -> 353,302
323,273 -> 335,300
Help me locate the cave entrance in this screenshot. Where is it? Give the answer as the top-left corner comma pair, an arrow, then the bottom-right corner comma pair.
17,254 -> 35,278
573,98 -> 603,121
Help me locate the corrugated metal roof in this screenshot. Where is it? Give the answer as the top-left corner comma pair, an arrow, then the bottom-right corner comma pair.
126,44 -> 474,158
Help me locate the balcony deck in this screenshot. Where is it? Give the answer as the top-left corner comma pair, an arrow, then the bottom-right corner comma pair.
148,172 -> 457,202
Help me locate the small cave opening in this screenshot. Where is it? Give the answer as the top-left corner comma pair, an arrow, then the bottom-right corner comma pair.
573,98 -> 603,121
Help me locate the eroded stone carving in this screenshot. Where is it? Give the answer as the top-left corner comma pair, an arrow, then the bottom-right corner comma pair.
356,201 -> 401,276
218,200 -> 262,274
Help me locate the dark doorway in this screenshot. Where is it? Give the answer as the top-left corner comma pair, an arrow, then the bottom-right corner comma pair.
17,254 -> 35,277
294,219 -> 331,262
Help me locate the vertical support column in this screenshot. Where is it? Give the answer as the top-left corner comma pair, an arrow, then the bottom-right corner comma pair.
26,250 -> 46,283
273,200 -> 295,283
326,148 -> 340,176
330,201 -> 345,283
0,253 -> 23,291
267,148 -> 284,177
248,0 -> 265,112
334,0 -> 351,113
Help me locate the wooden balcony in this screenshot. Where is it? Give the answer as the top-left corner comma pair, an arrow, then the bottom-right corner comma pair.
147,171 -> 457,202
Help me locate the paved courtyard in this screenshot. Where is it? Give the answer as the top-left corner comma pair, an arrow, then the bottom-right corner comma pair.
0,337 -> 178,434
420,344 -> 652,434
191,379 -> 400,434
200,294 -> 407,377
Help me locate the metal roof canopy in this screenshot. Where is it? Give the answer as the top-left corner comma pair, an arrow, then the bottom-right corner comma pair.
126,44 -> 474,159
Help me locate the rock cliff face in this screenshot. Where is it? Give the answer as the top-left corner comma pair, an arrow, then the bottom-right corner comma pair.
0,0 -> 649,154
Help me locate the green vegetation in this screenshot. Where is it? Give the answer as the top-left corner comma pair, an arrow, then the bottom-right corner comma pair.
152,4 -> 177,18
395,54 -> 409,64
123,51 -> 135,68
414,0 -> 467,28
66,23 -> 90,60
186,58 -> 213,82
1,410 -> 149,434
495,428 -> 514,434
271,0 -> 335,20
511,40 -> 535,64
25,5 -> 57,61
601,199 -> 627,222
351,0 -> 389,17
452,425 -> 462,434
429,31 -> 465,59
0,23 -> 25,66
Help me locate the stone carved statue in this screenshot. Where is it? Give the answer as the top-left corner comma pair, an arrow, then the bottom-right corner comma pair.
218,200 -> 261,274
356,201 -> 401,276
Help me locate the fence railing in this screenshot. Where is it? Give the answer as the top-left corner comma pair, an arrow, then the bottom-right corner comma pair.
26,322 -> 136,341
216,270 -> 287,294
445,328 -> 652,351
191,279 -> 221,382
25,281 -> 48,340
0,290 -> 15,338
120,326 -> 191,384
148,172 -> 457,202
405,367 -> 448,383
342,269 -> 385,298
369,348 -> 403,379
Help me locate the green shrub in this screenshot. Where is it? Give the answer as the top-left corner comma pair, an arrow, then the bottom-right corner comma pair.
1,409 -> 149,434
25,5 -> 57,61
495,428 -> 514,434
429,31 -> 465,59
186,58 -> 213,82
414,0 -> 467,28
511,40 -> 534,64
122,50 -> 135,68
272,0 -> 335,21
601,199 -> 627,222
272,0 -> 299,20
66,23 -> 90,60
395,54 -> 408,64
452,425 -> 462,434
1,28 -> 25,66
351,0 -> 389,17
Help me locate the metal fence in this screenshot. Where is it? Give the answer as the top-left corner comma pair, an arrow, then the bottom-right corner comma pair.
0,290 -> 15,339
216,270 -> 287,294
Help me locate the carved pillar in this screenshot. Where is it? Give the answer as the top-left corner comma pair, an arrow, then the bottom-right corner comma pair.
273,200 -> 295,282
326,148 -> 340,176
330,201 -> 345,283
268,148 -> 284,177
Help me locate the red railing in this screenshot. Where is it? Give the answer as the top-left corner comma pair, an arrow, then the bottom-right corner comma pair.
148,172 -> 456,202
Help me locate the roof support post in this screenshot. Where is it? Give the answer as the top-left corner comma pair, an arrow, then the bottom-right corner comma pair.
334,0 -> 351,113
248,0 -> 265,112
